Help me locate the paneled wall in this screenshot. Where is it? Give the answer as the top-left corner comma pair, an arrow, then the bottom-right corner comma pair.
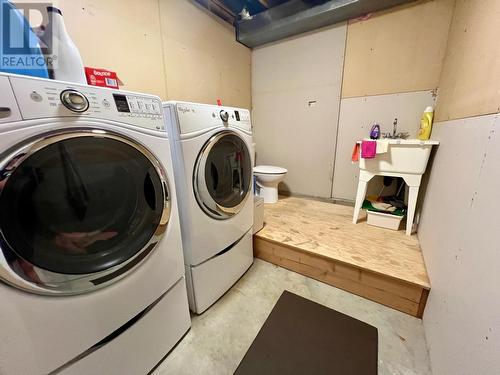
252,24 -> 347,198
419,114 -> 500,375
19,0 -> 251,108
251,0 -> 455,199
37,0 -> 168,98
342,0 -> 454,98
159,0 -> 251,108
434,0 -> 500,121
418,1 -> 500,374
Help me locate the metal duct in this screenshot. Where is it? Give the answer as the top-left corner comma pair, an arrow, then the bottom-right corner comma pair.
195,0 -> 236,25
236,0 -> 417,48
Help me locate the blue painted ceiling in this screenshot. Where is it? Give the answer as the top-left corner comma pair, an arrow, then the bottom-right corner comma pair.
220,0 -> 289,17
206,0 -> 331,21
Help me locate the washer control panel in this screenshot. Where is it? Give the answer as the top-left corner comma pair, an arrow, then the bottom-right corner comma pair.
112,93 -> 162,116
8,75 -> 165,132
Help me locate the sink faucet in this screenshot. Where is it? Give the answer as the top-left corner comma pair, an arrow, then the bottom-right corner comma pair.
382,117 -> 409,139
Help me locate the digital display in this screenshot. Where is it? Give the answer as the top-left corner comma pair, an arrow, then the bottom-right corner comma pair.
113,94 -> 130,113
234,110 -> 240,121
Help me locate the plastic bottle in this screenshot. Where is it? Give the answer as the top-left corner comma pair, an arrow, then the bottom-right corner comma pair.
370,124 -> 380,139
38,6 -> 86,84
417,106 -> 434,140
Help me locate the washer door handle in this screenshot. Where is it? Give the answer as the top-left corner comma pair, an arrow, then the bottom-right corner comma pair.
0,107 -> 11,119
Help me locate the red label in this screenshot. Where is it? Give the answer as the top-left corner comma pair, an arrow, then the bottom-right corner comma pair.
85,67 -> 119,89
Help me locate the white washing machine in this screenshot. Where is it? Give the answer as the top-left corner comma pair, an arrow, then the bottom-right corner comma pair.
0,73 -> 190,374
163,101 -> 254,314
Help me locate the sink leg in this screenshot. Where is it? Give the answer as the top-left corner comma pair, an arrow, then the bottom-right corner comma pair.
406,185 -> 420,236
353,180 -> 368,224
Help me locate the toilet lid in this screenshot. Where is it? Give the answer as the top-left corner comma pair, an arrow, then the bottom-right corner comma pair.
253,165 -> 288,174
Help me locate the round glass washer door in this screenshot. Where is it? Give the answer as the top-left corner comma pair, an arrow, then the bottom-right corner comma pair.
194,131 -> 252,219
0,129 -> 170,295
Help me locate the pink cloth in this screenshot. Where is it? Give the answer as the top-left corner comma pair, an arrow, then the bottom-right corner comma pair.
361,140 -> 377,159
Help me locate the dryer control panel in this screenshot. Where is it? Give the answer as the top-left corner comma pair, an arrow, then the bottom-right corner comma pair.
173,101 -> 252,135
8,75 -> 165,132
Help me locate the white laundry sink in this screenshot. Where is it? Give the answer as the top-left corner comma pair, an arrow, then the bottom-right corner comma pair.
354,139 -> 439,235
359,139 -> 439,175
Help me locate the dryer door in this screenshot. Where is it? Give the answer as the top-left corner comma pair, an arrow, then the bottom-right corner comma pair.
194,130 -> 252,220
0,129 -> 170,295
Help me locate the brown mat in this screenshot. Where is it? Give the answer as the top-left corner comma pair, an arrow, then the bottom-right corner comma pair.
235,291 -> 378,375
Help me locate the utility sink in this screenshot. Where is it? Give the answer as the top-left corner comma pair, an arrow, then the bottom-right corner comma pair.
358,139 -> 440,175
354,139 -> 439,235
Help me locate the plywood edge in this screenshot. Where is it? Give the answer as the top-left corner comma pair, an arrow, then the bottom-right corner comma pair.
254,237 -> 426,317
253,237 -> 422,301
254,234 -> 430,290
416,288 -> 429,319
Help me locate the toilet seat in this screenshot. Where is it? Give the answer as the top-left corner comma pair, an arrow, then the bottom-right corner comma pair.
254,165 -> 288,175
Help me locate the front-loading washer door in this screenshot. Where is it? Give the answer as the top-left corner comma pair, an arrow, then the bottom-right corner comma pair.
193,130 -> 252,220
0,129 -> 170,295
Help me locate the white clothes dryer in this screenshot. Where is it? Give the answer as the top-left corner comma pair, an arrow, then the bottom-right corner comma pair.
163,101 -> 254,314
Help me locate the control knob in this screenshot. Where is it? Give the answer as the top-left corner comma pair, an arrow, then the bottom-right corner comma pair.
220,110 -> 229,122
60,90 -> 89,113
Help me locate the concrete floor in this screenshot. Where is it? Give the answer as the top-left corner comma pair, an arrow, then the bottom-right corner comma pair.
154,259 -> 432,375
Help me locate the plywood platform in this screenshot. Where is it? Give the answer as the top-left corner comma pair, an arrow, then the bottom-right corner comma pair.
253,196 -> 430,318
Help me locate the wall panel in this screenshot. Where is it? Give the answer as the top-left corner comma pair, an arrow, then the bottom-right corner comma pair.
35,0 -> 167,98
434,0 -> 500,121
419,114 -> 500,375
159,0 -> 251,108
342,0 -> 454,98
252,24 -> 347,198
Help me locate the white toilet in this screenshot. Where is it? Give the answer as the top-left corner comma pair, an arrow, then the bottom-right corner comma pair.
253,165 -> 288,203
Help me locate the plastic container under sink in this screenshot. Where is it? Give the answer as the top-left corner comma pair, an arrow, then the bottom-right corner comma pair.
366,210 -> 404,231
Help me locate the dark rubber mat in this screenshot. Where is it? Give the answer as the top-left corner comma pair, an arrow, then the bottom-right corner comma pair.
235,290 -> 378,375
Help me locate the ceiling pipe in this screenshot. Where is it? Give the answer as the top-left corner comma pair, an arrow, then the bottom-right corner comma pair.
236,0 -> 417,48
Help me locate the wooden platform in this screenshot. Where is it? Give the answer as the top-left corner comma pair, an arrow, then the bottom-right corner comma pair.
253,196 -> 430,318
